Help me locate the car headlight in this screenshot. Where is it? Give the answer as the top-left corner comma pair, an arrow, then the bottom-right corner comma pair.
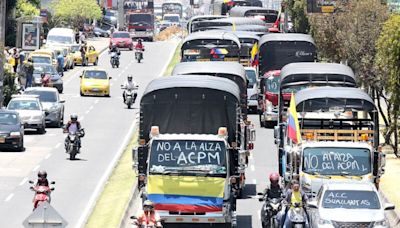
10,132 -> 21,137
266,100 -> 273,112
49,105 -> 59,112
374,219 -> 388,227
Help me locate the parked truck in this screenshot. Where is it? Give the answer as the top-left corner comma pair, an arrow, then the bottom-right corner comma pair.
275,87 -> 385,198
124,0 -> 155,41
136,76 -> 251,227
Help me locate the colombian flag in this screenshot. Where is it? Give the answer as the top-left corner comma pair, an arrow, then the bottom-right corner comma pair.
147,175 -> 225,213
224,0 -> 235,6
250,42 -> 259,66
211,48 -> 228,59
287,93 -> 301,144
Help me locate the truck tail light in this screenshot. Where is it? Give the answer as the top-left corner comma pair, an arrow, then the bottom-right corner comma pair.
248,142 -> 254,150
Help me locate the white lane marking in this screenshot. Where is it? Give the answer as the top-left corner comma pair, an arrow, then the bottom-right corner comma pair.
252,179 -> 257,185
94,99 -> 99,104
85,110 -> 90,114
55,143 -> 62,149
33,165 -> 40,172
45,153 -> 52,160
4,193 -> 14,202
250,165 -> 255,172
89,106 -> 94,110
76,115 -> 138,227
124,66 -> 129,70
110,83 -> 113,86
19,177 -> 28,186
80,116 -> 85,121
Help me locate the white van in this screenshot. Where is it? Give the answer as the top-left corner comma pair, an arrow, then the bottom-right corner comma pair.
46,28 -> 76,45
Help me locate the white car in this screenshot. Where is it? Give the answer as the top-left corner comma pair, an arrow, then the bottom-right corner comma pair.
245,67 -> 258,114
308,182 -> 395,228
7,95 -> 46,134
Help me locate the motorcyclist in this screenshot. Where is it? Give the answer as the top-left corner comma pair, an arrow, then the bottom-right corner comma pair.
280,180 -> 309,228
263,172 -> 284,200
109,43 -> 121,55
36,170 -> 49,187
134,200 -> 162,228
122,75 -> 138,103
135,39 -> 145,51
64,114 -> 83,152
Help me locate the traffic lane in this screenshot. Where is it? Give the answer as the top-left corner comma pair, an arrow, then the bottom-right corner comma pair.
236,115 -> 277,228
0,41 -> 178,227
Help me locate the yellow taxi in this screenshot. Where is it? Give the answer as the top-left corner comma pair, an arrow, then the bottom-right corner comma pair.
73,45 -> 99,66
29,49 -> 57,67
80,68 -> 111,96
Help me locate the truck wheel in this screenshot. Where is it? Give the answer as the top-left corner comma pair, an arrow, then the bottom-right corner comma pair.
259,115 -> 265,128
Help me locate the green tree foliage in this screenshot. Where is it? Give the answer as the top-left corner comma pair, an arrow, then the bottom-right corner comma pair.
15,0 -> 40,18
52,0 -> 102,29
375,15 -> 400,155
288,0 -> 310,33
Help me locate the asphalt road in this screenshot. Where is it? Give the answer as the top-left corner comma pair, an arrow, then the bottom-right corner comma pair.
0,40 -> 178,228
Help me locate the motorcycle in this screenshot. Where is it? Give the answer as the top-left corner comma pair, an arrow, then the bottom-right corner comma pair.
121,85 -> 138,109
64,128 -> 85,160
130,216 -> 163,228
259,195 -> 283,228
135,48 -> 144,63
110,51 -> 120,68
40,73 -> 51,87
28,180 -> 55,210
280,202 -> 308,228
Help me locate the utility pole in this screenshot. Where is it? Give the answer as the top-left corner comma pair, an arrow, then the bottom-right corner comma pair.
0,0 -> 6,107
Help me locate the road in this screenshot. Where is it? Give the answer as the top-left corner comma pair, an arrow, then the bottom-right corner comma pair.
0,40 -> 178,228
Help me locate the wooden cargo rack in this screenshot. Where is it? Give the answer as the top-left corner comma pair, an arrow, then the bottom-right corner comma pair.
301,129 -> 374,142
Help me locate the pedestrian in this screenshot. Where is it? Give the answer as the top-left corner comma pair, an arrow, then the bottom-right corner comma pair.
24,58 -> 34,88
12,48 -> 20,73
80,42 -> 87,66
79,31 -> 85,44
56,51 -> 64,76
19,49 -> 25,64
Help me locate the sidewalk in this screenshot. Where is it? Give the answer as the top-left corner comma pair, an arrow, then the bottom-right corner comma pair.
86,37 -> 110,54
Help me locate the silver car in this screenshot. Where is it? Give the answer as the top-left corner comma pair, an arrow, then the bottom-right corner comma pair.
23,87 -> 65,127
7,95 -> 46,134
307,182 -> 395,228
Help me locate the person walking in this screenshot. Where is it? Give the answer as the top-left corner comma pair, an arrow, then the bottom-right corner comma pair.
12,48 -> 20,73
56,51 -> 64,76
24,58 -> 34,88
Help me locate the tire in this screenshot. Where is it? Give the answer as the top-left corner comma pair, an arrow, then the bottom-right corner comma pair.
69,151 -> 76,160
94,58 -> 98,66
38,125 -> 45,134
260,115 -> 265,128
127,103 -> 131,109
17,138 -> 24,152
57,116 -> 63,128
80,91 -> 84,96
137,58 -> 141,63
129,45 -> 133,51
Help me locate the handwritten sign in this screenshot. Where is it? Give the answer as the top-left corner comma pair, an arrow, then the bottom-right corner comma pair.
150,140 -> 226,167
303,148 -> 370,175
322,190 -> 380,209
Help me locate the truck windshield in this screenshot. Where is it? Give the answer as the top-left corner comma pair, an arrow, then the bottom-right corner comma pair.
322,190 -> 380,210
129,14 -> 153,25
302,147 -> 371,176
149,140 -> 227,175
164,15 -> 180,22
182,40 -> 240,62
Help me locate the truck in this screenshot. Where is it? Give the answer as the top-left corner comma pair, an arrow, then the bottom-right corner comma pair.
161,0 -> 183,19
276,87 -> 385,198
124,0 -> 155,41
136,75 -> 250,227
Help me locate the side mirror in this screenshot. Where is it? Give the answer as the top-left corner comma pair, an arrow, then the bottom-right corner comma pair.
50,181 -> 56,184
130,216 -> 137,219
109,76 -> 112,79
307,201 -> 318,209
60,100 -> 65,103
384,203 -> 395,210
250,129 -> 256,141
50,187 -> 55,191
79,75 -> 82,78
28,180 -> 34,184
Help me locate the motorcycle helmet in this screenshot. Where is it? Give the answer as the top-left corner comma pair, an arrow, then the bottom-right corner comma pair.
127,75 -> 133,82
269,172 -> 280,186
70,114 -> 78,122
143,200 -> 154,211
38,170 -> 47,179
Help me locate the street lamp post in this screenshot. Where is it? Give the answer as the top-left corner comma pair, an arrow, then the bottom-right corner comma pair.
0,0 -> 6,107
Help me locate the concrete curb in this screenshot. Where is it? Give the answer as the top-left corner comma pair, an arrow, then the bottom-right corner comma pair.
379,189 -> 400,227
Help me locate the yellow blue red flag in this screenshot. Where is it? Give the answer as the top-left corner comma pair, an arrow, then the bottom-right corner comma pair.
250,42 -> 259,66
287,93 -> 301,144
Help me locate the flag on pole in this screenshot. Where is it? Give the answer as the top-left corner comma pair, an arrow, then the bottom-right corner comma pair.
287,93 -> 301,144
250,42 -> 259,66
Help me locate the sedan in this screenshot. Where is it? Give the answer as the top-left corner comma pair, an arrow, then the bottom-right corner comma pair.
7,96 -> 46,134
308,182 -> 395,228
0,110 -> 24,151
80,68 -> 112,96
32,63 -> 64,93
24,87 -> 65,127
110,31 -> 133,50
94,26 -> 111,37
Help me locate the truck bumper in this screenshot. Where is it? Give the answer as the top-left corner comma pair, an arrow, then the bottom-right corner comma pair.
261,110 -> 278,122
158,211 -> 232,224
129,31 -> 154,39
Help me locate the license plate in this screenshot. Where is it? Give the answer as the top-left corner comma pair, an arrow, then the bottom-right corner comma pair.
91,88 -> 100,92
0,137 -> 5,143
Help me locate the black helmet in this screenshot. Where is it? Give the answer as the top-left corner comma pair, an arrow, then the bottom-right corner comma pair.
127,75 -> 133,81
38,170 -> 47,178
70,114 -> 78,121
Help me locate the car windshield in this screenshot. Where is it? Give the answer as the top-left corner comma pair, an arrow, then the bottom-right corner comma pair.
47,35 -> 73,44
246,69 -> 257,88
24,91 -> 57,102
149,140 -> 227,175
33,65 -> 57,74
112,33 -> 130,38
106,11 -> 115,16
0,113 -> 19,125
71,45 -> 80,52
84,71 -> 108,79
8,100 -> 40,111
164,15 -> 180,22
322,190 -> 380,209
302,147 -> 371,176
32,56 -> 51,64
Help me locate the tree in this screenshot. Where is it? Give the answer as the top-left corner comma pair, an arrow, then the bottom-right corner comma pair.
288,0 -> 310,33
52,0 -> 102,29
15,0 -> 40,18
375,15 -> 400,156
